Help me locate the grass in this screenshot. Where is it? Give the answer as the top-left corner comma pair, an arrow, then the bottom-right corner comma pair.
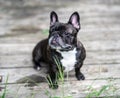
86,85 -> 110,98
45,56 -> 120,98
0,67 -> 119,98
1,75 -> 9,98
45,56 -> 73,98
42,29 -> 49,35
0,58 -> 119,98
86,77 -> 118,98
44,56 -> 119,98
0,74 -> 119,98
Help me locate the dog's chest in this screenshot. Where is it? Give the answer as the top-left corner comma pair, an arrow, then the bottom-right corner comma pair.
58,48 -> 77,72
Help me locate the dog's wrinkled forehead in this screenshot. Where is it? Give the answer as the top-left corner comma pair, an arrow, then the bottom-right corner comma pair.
50,22 -> 77,34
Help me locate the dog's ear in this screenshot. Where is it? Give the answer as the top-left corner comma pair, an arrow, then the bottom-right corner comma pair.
68,12 -> 80,31
50,11 -> 59,26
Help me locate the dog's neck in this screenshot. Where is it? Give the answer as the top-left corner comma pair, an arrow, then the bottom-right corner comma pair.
56,48 -> 77,72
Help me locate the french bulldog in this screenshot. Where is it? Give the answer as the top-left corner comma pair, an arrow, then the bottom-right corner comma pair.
32,11 -> 86,89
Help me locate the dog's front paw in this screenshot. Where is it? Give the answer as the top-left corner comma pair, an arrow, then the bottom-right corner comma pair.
49,83 -> 58,89
76,72 -> 85,80
33,65 -> 41,71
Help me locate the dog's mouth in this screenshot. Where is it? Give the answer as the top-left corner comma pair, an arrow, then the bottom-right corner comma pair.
49,36 -> 73,51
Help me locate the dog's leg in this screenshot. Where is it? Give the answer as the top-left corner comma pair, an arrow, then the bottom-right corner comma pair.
48,72 -> 58,89
75,62 -> 85,80
32,54 -> 42,71
47,65 -> 58,89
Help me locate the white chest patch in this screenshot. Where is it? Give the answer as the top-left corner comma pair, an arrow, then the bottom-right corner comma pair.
57,48 -> 77,72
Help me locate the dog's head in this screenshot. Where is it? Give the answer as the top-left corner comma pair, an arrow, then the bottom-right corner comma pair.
49,11 -> 81,51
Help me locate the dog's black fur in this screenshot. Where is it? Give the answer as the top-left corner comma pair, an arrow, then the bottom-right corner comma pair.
32,11 -> 86,89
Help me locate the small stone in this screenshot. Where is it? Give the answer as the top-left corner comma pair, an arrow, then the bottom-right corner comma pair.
71,89 -> 79,94
101,67 -> 108,72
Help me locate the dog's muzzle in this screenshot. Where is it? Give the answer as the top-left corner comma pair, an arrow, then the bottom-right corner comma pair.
49,34 -> 73,50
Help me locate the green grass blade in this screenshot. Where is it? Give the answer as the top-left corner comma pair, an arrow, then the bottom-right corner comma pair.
2,75 -> 9,98
96,85 -> 109,96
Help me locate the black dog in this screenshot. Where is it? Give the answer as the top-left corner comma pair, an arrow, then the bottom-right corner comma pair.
32,11 -> 86,89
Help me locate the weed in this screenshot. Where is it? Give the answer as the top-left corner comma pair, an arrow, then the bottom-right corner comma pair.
42,29 -> 49,35
86,78 -> 119,98
1,75 -> 9,98
45,56 -> 73,98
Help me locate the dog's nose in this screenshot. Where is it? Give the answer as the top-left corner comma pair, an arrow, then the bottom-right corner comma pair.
65,45 -> 73,50
55,34 -> 59,38
51,34 -> 60,45
67,45 -> 72,49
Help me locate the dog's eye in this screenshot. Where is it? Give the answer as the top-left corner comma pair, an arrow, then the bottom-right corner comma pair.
66,33 -> 74,37
65,32 -> 67,34
64,32 -> 69,36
